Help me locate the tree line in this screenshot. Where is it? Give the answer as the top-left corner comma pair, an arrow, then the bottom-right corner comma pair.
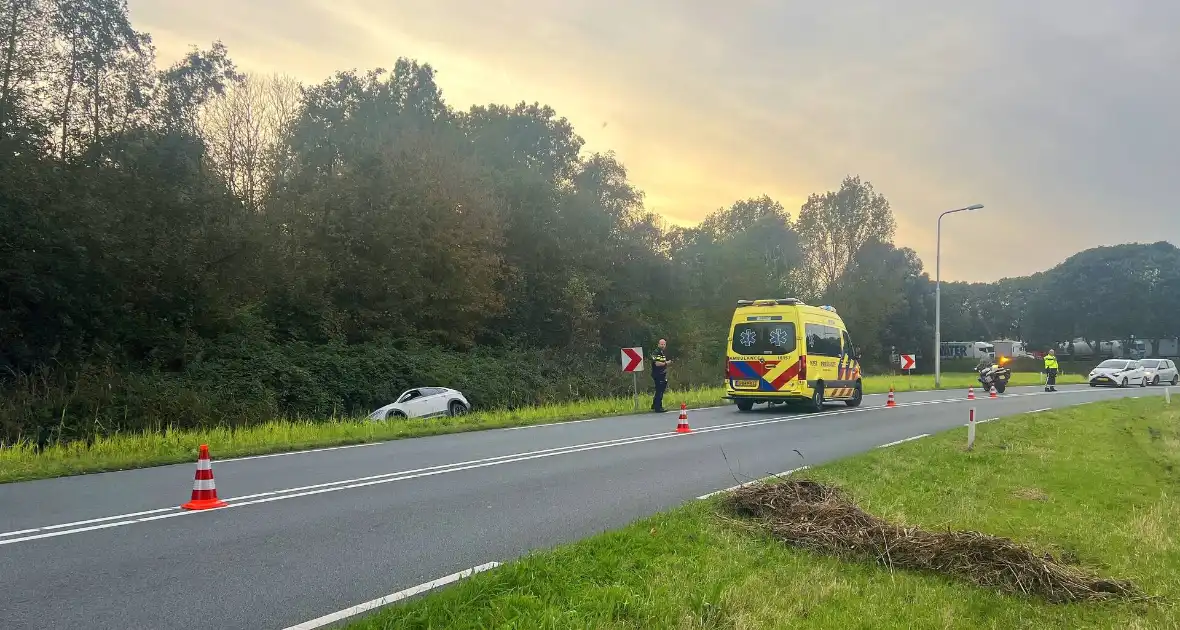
2,0 -> 1177,444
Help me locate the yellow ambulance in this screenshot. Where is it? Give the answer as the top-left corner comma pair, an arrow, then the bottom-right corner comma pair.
725,298 -> 863,412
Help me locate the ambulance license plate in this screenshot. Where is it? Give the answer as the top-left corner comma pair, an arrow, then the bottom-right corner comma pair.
733,379 -> 759,389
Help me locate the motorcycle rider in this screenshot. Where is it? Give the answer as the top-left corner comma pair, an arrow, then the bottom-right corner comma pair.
976,354 -> 997,389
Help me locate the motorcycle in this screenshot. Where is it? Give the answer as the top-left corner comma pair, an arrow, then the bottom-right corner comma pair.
975,361 -> 1012,394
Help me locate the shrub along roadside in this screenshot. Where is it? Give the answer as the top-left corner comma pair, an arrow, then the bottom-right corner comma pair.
0,384 -> 725,484
0,338 -> 724,446
0,372 -> 1079,484
342,398 -> 1179,630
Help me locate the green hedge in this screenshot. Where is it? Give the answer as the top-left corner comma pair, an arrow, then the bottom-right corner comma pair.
0,336 -> 721,445
8,338 -> 1101,447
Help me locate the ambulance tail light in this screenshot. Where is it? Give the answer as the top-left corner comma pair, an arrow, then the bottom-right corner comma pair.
798,355 -> 807,381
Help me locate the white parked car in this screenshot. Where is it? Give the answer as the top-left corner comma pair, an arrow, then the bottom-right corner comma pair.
1139,359 -> 1179,386
368,387 -> 471,420
1088,359 -> 1148,388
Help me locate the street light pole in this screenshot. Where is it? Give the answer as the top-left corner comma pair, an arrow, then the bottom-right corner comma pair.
935,203 -> 984,388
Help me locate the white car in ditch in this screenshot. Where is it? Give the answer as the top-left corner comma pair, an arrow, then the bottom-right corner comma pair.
368,387 -> 471,420
1087,359 -> 1148,388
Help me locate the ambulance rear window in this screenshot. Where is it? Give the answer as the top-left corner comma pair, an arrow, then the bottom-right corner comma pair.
732,322 -> 797,355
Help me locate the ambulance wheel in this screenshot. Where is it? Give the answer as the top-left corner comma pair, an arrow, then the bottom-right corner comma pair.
845,383 -> 863,407
807,385 -> 825,413
735,399 -> 754,412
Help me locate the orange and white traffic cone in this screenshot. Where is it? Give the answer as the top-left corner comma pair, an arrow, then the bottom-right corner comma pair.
886,386 -> 896,407
967,386 -> 975,400
676,403 -> 692,433
182,444 -> 228,510
989,385 -> 998,399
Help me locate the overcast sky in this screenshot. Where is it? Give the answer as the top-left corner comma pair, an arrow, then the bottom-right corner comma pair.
128,0 -> 1179,282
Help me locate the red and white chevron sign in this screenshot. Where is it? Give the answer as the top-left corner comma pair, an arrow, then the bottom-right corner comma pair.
621,347 -> 644,372
899,354 -> 916,371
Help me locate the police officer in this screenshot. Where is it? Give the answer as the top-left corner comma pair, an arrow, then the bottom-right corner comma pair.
650,338 -> 671,413
1043,349 -> 1059,392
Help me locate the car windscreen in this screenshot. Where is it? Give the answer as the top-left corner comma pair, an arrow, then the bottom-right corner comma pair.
732,322 -> 797,355
1139,360 -> 1160,369
1097,360 -> 1128,369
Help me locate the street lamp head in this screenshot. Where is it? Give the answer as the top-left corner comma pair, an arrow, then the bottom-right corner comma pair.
934,202 -> 983,387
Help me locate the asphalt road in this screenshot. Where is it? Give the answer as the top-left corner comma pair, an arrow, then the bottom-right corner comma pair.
0,383 -> 1170,630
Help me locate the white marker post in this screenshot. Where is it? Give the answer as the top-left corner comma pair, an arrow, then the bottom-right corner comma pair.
1166,387 -> 1172,405
967,407 -> 976,451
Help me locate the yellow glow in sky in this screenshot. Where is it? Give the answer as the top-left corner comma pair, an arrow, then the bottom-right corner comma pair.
128,0 -> 1180,282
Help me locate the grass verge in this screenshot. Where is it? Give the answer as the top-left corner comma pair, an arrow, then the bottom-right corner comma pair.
0,371 -> 1080,484
345,397 -> 1178,630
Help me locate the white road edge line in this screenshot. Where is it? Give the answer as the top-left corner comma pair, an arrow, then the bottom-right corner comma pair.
502,404 -> 733,431
6,415 -> 802,540
282,561 -> 500,630
1025,408 -> 1051,414
877,434 -> 930,448
0,507 -> 178,539
2,409 -> 868,545
0,387 -> 1134,545
697,466 -> 811,500
7,399 -> 938,542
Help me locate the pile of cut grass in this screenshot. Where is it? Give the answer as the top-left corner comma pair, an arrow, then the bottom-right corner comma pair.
722,478 -> 1145,603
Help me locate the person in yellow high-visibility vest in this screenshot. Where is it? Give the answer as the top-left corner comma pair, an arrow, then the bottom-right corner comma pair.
1043,349 -> 1059,392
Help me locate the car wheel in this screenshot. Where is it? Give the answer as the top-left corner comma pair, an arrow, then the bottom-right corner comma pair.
1140,377 -> 1148,388
807,384 -> 825,413
1152,376 -> 1160,386
735,399 -> 754,412
1120,378 -> 1128,388
388,410 -> 407,420
1173,375 -> 1179,386
845,382 -> 863,408
448,401 -> 469,417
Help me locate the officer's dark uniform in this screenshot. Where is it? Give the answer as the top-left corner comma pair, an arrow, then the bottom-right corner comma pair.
651,347 -> 669,412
